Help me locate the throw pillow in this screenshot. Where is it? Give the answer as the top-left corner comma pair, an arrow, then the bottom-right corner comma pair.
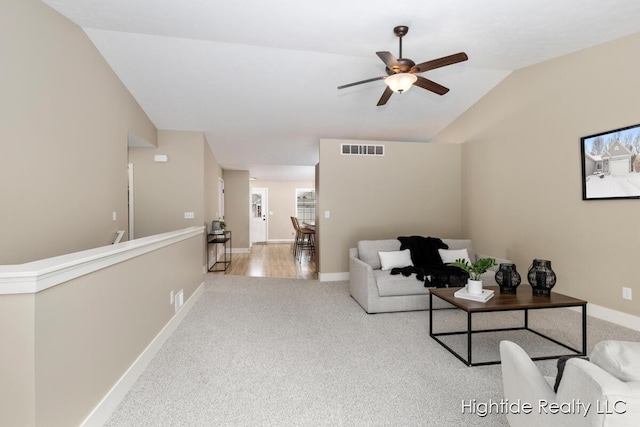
438,248 -> 472,265
379,249 -> 413,271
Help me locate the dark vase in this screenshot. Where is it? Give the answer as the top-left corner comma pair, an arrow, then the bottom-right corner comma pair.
495,263 -> 521,294
527,259 -> 556,297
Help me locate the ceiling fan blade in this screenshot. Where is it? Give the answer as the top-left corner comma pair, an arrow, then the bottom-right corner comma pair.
411,52 -> 468,74
376,87 -> 393,106
413,76 -> 449,95
376,51 -> 400,70
337,76 -> 386,90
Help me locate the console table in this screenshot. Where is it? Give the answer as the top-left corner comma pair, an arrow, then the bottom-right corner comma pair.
207,230 -> 231,272
429,285 -> 587,366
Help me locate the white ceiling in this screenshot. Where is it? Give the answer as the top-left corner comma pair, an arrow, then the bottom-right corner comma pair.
42,0 -> 640,181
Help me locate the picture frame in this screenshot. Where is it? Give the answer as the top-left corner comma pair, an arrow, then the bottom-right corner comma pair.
581,123 -> 640,200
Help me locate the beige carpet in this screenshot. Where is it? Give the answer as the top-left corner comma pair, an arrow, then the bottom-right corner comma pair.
105,275 -> 640,426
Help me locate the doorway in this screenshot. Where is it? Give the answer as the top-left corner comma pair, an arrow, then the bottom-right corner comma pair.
218,177 -> 225,220
251,188 -> 268,244
128,163 -> 134,240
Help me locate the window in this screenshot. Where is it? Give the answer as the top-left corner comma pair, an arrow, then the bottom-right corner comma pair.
296,188 -> 315,223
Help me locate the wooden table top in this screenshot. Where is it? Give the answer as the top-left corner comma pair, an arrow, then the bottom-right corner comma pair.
430,285 -> 587,312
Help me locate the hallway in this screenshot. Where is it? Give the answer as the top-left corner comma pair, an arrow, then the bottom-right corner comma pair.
216,243 -> 317,280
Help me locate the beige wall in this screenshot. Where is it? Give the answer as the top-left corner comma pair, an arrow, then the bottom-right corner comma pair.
223,170 -> 251,250
0,0 -> 156,264
0,232 -> 204,427
129,130 -> 223,239
317,139 -> 462,275
435,32 -> 640,317
0,4 -> 208,425
0,294 -> 36,426
251,180 -> 314,241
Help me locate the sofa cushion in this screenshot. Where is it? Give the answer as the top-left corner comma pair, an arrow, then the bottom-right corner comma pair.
357,240 -> 401,270
374,270 -> 429,297
589,340 -> 640,382
379,249 -> 413,271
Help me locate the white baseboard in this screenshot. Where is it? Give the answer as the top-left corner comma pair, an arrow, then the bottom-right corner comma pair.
231,247 -> 250,254
319,272 -> 349,282
267,239 -> 295,243
80,282 -> 205,427
569,303 -> 640,332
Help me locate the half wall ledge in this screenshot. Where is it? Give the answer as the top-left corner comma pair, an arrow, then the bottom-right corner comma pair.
0,226 -> 205,295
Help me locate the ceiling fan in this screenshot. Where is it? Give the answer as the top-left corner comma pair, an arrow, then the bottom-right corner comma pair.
337,26 -> 468,106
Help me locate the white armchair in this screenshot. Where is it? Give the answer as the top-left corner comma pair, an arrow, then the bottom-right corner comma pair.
500,340 -> 640,426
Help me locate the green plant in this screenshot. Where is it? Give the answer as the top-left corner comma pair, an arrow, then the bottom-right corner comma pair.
219,221 -> 226,229
450,257 -> 497,280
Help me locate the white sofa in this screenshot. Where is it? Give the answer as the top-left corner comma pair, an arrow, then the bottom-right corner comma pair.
500,340 -> 640,427
349,238 -> 510,314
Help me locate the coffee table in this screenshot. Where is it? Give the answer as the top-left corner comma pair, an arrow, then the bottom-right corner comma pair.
429,285 -> 587,366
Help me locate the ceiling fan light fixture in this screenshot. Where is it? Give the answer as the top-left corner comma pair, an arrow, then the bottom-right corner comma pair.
384,73 -> 417,93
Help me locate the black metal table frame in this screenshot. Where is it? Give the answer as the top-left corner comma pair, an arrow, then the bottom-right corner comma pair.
429,292 -> 587,367
207,231 -> 232,272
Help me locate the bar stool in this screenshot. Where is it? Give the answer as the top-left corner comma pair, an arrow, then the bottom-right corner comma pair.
290,217 -> 315,261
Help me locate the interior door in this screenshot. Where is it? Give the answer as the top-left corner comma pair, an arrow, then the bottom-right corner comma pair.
251,188 -> 268,243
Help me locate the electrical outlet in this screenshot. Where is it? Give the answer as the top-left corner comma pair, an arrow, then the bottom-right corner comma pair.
623,287 -> 632,301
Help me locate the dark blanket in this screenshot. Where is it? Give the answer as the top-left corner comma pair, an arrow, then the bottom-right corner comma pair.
397,236 -> 447,266
391,264 -> 469,287
390,236 -> 469,287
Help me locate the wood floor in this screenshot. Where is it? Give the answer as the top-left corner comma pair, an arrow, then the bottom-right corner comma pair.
212,243 -> 317,280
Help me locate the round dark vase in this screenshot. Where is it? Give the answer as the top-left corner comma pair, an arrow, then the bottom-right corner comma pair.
527,259 -> 556,297
495,263 -> 521,294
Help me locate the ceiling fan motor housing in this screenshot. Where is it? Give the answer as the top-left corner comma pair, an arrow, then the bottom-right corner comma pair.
393,26 -> 409,37
386,58 -> 415,75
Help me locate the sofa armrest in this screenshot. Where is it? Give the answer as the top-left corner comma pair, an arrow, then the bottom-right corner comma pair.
500,341 -> 557,427
349,248 -> 378,313
501,341 -> 556,401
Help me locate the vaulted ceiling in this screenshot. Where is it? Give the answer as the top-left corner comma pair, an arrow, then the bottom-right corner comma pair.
42,0 -> 640,180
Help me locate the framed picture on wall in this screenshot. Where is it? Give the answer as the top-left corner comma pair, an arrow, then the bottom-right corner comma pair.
581,123 -> 640,200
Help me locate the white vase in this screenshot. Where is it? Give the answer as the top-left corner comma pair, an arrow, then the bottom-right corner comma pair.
467,279 -> 483,295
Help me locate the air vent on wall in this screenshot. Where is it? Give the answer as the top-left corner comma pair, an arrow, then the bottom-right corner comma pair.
341,144 -> 384,156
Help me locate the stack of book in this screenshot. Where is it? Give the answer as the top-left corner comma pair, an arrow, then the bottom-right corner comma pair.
454,287 -> 494,303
